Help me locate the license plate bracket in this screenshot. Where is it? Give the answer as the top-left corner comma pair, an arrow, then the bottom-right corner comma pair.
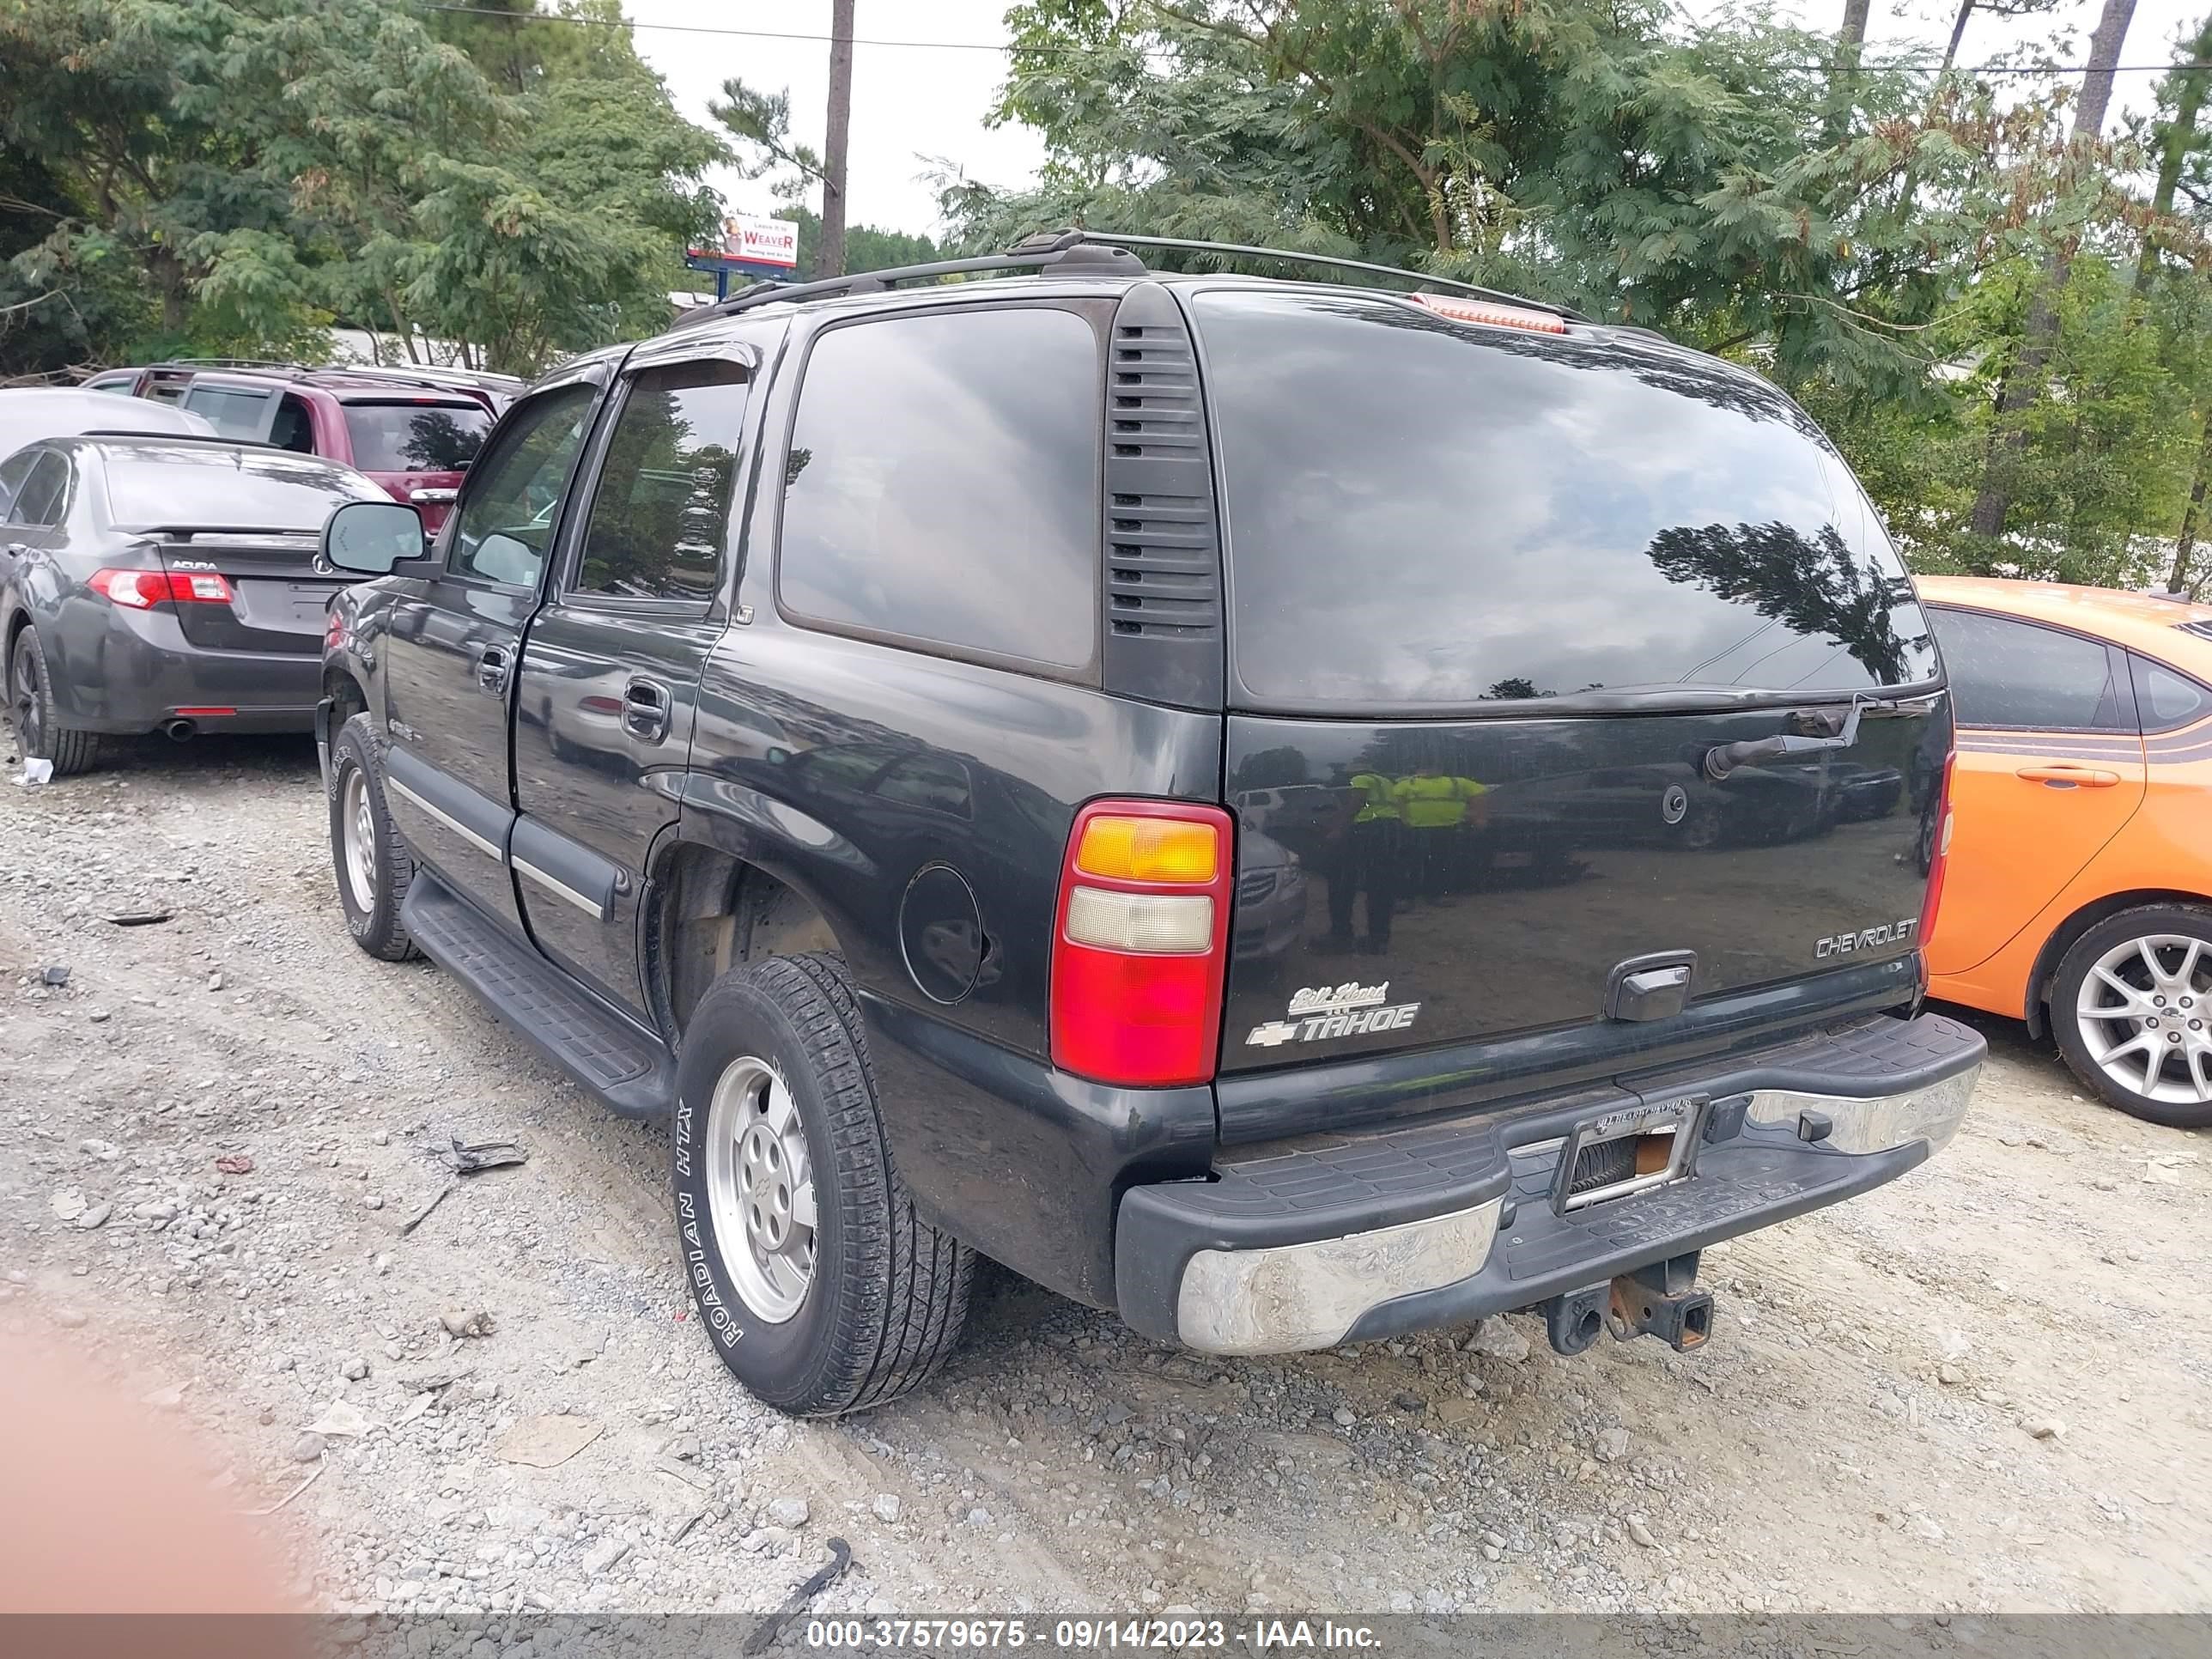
1552,1095 -> 1710,1214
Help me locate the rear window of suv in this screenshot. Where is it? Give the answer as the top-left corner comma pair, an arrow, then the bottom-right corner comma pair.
342,401 -> 491,473
1194,289 -> 1936,709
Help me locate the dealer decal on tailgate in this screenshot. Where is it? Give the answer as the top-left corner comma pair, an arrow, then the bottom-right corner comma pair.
1246,980 -> 1421,1048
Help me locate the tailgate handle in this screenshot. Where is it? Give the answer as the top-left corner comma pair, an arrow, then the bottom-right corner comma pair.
1606,951 -> 1698,1023
2015,764 -> 2121,789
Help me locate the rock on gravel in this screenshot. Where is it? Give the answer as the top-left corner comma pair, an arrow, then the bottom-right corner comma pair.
872,1494 -> 902,1523
1468,1316 -> 1533,1364
766,1496 -> 811,1528
580,1536 -> 630,1576
290,1432 -> 327,1462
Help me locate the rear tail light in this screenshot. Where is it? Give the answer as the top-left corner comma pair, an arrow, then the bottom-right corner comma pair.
88,568 -> 235,608
1917,750 -> 1957,949
1405,293 -> 1571,335
1050,800 -> 1233,1087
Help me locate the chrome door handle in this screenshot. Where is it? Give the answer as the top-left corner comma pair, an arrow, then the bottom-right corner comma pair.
622,677 -> 671,741
475,645 -> 511,692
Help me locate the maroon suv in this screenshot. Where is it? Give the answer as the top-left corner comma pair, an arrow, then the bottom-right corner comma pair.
129,365 -> 498,532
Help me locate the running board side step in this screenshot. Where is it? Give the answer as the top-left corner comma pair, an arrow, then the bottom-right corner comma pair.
401,874 -> 675,1119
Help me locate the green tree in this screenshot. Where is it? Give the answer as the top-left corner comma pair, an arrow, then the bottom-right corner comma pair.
0,0 -> 723,377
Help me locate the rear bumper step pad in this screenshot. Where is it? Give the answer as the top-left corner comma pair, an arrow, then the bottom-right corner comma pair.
1116,1012 -> 1984,1355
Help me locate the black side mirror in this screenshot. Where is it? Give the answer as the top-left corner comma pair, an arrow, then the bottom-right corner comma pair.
324,499 -> 427,575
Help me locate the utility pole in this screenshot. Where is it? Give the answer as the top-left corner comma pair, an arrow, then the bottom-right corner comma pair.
820,0 -> 855,279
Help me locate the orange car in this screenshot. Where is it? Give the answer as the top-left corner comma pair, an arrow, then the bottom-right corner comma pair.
1918,577 -> 2212,1127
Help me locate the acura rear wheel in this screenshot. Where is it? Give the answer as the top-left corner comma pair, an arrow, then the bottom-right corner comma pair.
2052,905 -> 2212,1129
9,627 -> 100,775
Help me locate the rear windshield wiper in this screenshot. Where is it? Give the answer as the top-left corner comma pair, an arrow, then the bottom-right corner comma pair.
1701,693 -> 1896,781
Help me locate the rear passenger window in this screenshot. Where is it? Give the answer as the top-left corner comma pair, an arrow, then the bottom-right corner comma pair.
10,453 -> 70,526
2131,655 -> 2210,730
1932,609 -> 2129,730
778,307 -> 1100,673
573,361 -> 748,601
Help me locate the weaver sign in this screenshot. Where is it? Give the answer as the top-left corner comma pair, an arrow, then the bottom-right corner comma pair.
689,214 -> 799,271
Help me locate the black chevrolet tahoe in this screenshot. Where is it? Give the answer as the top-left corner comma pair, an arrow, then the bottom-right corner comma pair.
314,231 -> 1984,1417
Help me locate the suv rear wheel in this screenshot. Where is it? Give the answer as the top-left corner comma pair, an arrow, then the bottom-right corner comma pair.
672,951 -> 974,1414
2051,904 -> 2212,1128
328,712 -> 419,961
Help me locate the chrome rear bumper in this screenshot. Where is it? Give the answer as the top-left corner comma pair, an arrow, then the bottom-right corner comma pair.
1118,1013 -> 1985,1358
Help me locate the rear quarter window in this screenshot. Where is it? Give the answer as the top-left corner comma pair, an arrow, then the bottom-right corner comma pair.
776,305 -> 1103,675
2132,653 -> 2211,730
1193,289 -> 1935,710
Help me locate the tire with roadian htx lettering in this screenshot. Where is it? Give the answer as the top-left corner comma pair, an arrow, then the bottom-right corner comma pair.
670,951 -> 975,1415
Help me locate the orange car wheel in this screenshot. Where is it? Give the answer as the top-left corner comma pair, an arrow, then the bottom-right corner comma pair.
2051,902 -> 2212,1129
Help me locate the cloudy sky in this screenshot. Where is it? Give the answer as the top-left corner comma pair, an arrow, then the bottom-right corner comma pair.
617,0 -> 2210,239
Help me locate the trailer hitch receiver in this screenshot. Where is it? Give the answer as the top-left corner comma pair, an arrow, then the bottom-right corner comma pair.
1608,1254 -> 1715,1352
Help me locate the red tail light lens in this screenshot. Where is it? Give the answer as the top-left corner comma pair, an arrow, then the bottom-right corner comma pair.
88,568 -> 235,609
1050,799 -> 1233,1087
1917,751 -> 1957,949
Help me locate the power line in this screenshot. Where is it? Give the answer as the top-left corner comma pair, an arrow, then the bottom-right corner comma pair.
406,3 -> 2212,76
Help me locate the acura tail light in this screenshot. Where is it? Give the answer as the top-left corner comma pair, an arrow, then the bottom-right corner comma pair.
1917,751 -> 1957,949
88,568 -> 235,608
1050,800 -> 1233,1087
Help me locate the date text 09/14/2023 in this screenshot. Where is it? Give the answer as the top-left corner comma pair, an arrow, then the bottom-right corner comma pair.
802,1618 -> 1384,1650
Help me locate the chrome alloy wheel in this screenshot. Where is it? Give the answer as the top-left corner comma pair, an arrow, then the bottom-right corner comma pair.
704,1056 -> 817,1322
2075,933 -> 2212,1106
340,766 -> 378,914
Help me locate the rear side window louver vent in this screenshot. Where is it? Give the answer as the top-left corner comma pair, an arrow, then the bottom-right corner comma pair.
1101,283 -> 1223,709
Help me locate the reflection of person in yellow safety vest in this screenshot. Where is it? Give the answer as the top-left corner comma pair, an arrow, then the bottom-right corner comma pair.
1320,771 -> 1407,953
1395,768 -> 1490,896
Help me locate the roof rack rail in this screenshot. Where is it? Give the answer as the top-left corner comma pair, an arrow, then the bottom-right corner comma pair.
668,229 -> 1144,329
667,227 -> 1581,327
145,357 -> 295,372
143,358 -> 519,397
1080,233 -> 1585,321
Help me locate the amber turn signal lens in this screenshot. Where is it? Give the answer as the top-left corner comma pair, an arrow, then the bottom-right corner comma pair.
1073,815 -> 1219,884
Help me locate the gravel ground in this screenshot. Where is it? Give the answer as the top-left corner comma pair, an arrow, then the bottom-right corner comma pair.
2,731 -> 2208,1617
